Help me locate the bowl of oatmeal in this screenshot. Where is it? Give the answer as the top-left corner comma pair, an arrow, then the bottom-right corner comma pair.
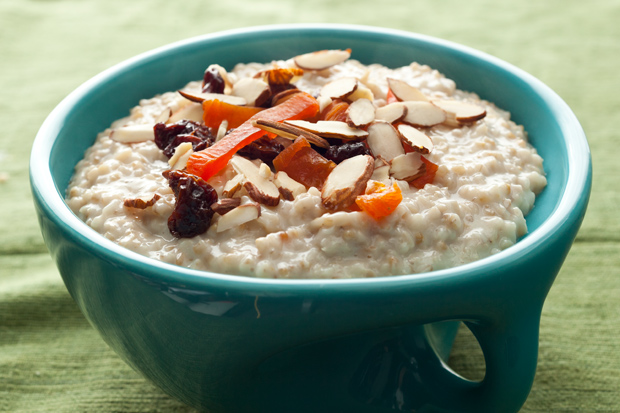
31,24 -> 591,412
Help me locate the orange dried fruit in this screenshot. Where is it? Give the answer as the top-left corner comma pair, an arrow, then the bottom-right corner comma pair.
273,137 -> 335,189
321,99 -> 349,122
411,156 -> 439,189
386,88 -> 399,104
202,99 -> 264,131
355,181 -> 403,220
187,92 -> 319,181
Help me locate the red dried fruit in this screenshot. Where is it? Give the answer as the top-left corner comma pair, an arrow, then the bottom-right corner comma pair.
202,66 -> 226,94
154,120 -> 214,158
187,92 -> 319,181
237,135 -> 284,165
324,141 -> 371,164
163,170 -> 219,238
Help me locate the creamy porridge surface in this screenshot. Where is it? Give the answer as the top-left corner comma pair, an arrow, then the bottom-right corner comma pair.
66,50 -> 546,279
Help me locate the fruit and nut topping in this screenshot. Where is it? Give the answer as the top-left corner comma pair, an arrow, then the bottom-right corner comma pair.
114,49 -> 489,238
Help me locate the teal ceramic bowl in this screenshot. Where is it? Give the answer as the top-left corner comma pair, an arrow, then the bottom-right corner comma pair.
31,24 -> 591,412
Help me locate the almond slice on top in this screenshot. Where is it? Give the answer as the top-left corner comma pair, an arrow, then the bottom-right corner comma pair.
110,124 -> 155,143
321,154 -> 374,210
401,101 -> 446,127
346,98 -> 376,128
366,121 -> 405,162
294,49 -> 351,71
319,77 -> 358,100
347,83 -> 375,102
284,120 -> 368,140
274,171 -> 306,201
222,173 -> 245,198
168,142 -> 194,170
216,203 -> 261,233
390,152 -> 426,182
231,78 -> 271,107
397,124 -> 433,154
168,102 -> 204,124
252,119 -> 329,148
431,99 -> 487,123
229,156 -> 280,206
387,78 -> 429,102
178,89 -> 247,106
375,102 -> 408,123
211,198 -> 242,215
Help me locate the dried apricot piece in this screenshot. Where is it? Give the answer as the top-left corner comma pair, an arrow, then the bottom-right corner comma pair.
411,156 -> 438,189
273,137 -> 311,171
187,92 -> 319,181
386,88 -> 399,104
321,99 -> 349,122
355,181 -> 403,220
273,137 -> 335,189
202,99 -> 264,131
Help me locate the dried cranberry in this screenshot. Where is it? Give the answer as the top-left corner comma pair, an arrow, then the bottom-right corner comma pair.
324,141 -> 372,164
202,66 -> 225,94
238,136 -> 284,165
163,170 -> 218,238
154,120 -> 214,158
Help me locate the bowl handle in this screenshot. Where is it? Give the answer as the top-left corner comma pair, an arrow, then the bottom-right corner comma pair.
409,310 -> 541,412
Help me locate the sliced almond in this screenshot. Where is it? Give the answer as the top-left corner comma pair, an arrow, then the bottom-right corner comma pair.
155,108 -> 172,124
317,95 -> 333,112
347,83 -> 374,102
366,121 -> 405,162
387,78 -> 429,102
374,156 -> 390,169
229,156 -> 280,206
371,165 -> 391,183
255,67 -> 304,85
375,102 -> 408,123
216,203 -> 261,233
178,89 -> 246,106
397,124 -> 434,154
321,154 -> 374,210
294,49 -> 351,71
211,198 -> 242,215
319,77 -> 358,100
401,101 -> 446,127
252,119 -> 329,148
274,171 -> 306,201
215,120 -> 228,142
284,120 -> 368,140
431,99 -> 487,123
231,77 -> 271,107
168,102 -> 204,123
222,173 -> 245,198
346,98 -> 376,128
110,124 -> 154,143
390,152 -> 426,182
168,142 -> 194,170
123,194 -> 161,209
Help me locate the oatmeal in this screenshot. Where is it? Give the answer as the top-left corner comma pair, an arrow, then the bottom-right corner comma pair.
66,49 -> 546,279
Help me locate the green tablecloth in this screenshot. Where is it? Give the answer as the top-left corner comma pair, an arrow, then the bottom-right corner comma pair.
1,0 -> 618,411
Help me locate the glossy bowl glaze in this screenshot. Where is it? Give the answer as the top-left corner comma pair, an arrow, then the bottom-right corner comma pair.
30,24 -> 591,412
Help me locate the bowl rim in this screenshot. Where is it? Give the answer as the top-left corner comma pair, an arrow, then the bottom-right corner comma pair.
31,23 -> 591,295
